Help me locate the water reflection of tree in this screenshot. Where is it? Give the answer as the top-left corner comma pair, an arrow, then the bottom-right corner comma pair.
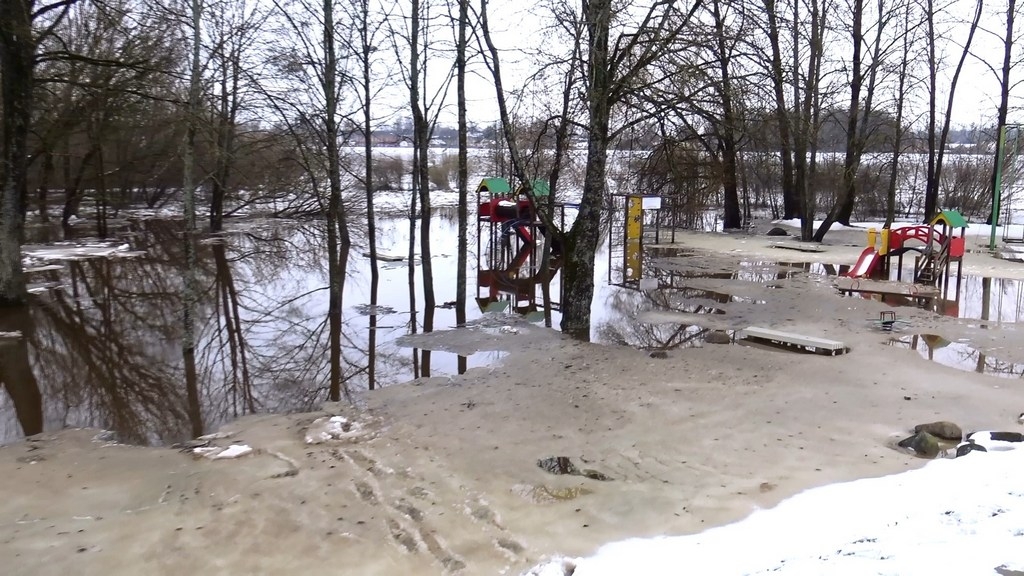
27,224 -> 202,444
0,307 -> 43,437
2,219 -> 419,444
594,258 -> 804,349
595,286 -> 717,350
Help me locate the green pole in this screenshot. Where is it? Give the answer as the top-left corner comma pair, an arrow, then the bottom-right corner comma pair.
991,125 -> 1007,251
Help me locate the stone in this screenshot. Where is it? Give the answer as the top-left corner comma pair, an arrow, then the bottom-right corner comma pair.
537,456 -> 578,476
580,469 -> 613,482
766,227 -> 789,237
648,350 -> 668,359
913,421 -> 963,441
537,457 -> 613,482
705,331 -> 732,345
897,431 -> 940,458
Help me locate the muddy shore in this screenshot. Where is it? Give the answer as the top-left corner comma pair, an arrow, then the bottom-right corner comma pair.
3,226 -> 1024,575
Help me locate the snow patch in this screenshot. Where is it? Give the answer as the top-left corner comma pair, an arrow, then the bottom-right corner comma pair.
528,444 -> 1024,575
208,444 -> 254,460
304,415 -> 365,444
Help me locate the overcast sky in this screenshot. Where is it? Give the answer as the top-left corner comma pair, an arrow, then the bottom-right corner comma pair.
376,0 -> 1021,132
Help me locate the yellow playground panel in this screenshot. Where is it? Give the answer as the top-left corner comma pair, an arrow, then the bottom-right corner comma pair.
625,196 -> 643,280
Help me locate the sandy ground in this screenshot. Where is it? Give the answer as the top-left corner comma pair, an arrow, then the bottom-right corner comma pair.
4,224 -> 1024,575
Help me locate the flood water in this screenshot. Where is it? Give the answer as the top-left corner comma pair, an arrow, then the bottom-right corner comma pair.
0,209 -> 682,445
6,210 -> 1024,445
2,211 -> 509,445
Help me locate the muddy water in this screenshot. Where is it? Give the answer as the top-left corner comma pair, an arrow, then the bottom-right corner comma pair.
0,210 -> 673,445
1,213 -> 512,445
7,211 -> 1024,446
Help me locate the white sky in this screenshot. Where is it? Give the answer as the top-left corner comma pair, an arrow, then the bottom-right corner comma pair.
383,0 -> 1024,132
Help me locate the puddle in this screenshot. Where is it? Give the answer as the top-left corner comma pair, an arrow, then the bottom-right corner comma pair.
511,484 -> 594,503
887,334 -> 1024,378
840,263 -> 1024,323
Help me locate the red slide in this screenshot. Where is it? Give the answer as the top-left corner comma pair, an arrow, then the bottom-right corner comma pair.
844,247 -> 880,278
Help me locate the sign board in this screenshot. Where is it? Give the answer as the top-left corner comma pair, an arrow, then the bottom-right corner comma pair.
641,196 -> 662,210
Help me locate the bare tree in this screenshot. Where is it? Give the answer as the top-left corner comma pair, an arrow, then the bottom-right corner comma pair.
182,0 -> 204,437
340,0 -> 390,388
922,0 -> 983,221
0,0 -> 53,306
205,0 -> 267,231
986,0 -> 1018,226
813,0 -> 864,240
885,0 -> 915,227
264,0 -> 354,401
760,0 -> 800,220
455,0 -> 470,347
709,0 -> 743,229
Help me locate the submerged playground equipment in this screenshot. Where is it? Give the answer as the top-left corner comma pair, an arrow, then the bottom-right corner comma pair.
845,210 -> 967,290
840,211 -> 967,315
475,178 -> 565,314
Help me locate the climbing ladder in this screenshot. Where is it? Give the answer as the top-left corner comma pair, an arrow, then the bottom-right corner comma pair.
914,241 -> 949,286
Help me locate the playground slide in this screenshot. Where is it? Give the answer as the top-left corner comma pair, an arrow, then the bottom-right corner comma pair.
845,247 -> 881,278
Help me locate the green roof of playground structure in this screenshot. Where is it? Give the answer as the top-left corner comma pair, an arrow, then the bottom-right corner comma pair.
931,210 -> 968,229
476,177 -> 551,197
526,180 -> 550,197
477,177 -> 511,195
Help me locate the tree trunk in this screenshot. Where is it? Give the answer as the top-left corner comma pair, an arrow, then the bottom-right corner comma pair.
456,0 -> 468,337
323,0 -> 352,402
360,0 -> 379,389
814,0 -> 863,241
712,0 -> 741,230
886,5 -> 912,229
989,0 -> 1015,225
930,0 -> 983,221
762,0 -> 798,220
478,0 -> 564,241
837,0 -> 888,225
542,10 -> 580,327
0,0 -> 33,306
411,0 -> 434,375
797,0 -> 826,241
182,0 -> 204,438
561,0 -> 612,340
924,0 -> 938,220
38,151 -> 52,222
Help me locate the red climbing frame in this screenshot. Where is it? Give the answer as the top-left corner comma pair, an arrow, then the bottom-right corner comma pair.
887,225 -> 946,251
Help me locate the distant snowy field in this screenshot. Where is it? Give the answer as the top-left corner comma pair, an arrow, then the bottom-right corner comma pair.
528,442 -> 1024,576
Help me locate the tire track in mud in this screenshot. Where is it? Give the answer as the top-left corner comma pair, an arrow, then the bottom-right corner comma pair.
328,446 -> 526,572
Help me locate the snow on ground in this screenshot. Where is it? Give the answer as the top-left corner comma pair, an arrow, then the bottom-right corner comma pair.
528,440 -> 1024,576
772,216 -> 1024,242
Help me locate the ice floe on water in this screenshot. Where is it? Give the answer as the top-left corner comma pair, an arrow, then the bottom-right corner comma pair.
22,241 -> 138,263
527,439 -> 1024,576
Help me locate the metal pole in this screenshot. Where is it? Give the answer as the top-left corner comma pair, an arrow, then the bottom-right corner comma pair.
991,124 -> 1008,251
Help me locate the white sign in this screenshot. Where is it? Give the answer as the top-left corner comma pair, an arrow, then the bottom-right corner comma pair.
641,196 -> 662,210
